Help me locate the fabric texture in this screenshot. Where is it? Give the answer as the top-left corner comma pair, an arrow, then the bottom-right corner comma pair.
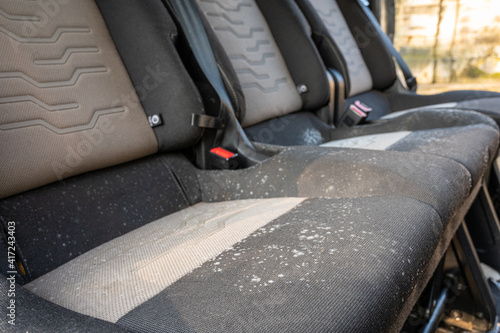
2,1 -> 499,333
25,198 -> 304,323
197,146 -> 471,224
320,130 -> 412,150
195,0 -> 303,126
0,278 -> 131,333
0,0 -> 158,199
117,197 -> 443,333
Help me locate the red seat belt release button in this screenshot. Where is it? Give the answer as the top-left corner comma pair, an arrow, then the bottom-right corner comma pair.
210,147 -> 237,160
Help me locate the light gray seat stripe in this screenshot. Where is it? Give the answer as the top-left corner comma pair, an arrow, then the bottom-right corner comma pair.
321,131 -> 412,150
26,198 -> 305,323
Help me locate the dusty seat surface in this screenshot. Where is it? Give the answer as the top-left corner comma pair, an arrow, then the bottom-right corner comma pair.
0,0 -> 499,333
192,0 -> 499,186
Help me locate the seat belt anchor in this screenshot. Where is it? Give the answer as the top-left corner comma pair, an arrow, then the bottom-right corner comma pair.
209,147 -> 239,169
340,101 -> 372,127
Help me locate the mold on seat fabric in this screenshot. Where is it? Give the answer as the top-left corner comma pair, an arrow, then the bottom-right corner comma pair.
25,198 -> 305,322
1,1 -> 498,333
117,197 -> 444,333
192,0 -> 499,185
21,195 -> 446,333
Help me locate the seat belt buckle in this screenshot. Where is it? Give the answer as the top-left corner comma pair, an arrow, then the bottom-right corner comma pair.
340,101 -> 371,127
209,147 -> 239,169
406,76 -> 417,92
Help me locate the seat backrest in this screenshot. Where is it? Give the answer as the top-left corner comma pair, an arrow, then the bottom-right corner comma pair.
194,0 -> 329,127
0,0 -> 204,199
296,0 -> 398,97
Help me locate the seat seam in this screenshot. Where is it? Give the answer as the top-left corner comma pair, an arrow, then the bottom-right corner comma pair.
159,156 -> 191,207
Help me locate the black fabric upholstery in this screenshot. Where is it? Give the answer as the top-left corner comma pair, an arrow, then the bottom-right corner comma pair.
257,0 -> 330,111
197,146 -> 471,223
0,154 -> 201,283
0,278 -> 131,333
3,1 -> 499,332
295,0 -> 354,96
388,125 -> 497,186
335,0 -> 397,91
387,89 -> 500,120
117,197 -> 442,333
333,110 -> 499,185
96,0 -> 204,151
246,108 -> 498,189
245,111 -> 333,146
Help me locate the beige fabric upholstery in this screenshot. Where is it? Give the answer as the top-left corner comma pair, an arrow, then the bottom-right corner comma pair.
196,0 -> 303,127
308,0 -> 373,96
0,0 -> 158,199
26,198 -> 305,323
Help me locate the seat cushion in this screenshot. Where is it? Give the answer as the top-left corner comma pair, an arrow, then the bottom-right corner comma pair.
116,197 -> 443,333
25,198 -> 305,322
246,109 -> 499,187
0,154 -> 201,282
328,109 -> 499,185
25,196 -> 444,332
197,146 -> 472,223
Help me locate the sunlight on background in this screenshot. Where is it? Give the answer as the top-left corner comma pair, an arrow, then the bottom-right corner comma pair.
394,0 -> 500,94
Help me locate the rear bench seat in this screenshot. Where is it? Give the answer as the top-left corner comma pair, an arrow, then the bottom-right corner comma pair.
295,0 -> 500,123
0,0 -> 498,332
191,0 -> 499,187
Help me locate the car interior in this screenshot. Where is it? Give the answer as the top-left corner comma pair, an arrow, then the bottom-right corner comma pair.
1,0 -> 500,332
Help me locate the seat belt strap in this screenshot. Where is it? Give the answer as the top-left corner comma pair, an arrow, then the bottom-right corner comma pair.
357,0 -> 417,92
165,0 -> 255,169
166,0 -> 230,111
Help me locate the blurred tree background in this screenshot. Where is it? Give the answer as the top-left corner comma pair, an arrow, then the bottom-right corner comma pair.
373,0 -> 500,94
